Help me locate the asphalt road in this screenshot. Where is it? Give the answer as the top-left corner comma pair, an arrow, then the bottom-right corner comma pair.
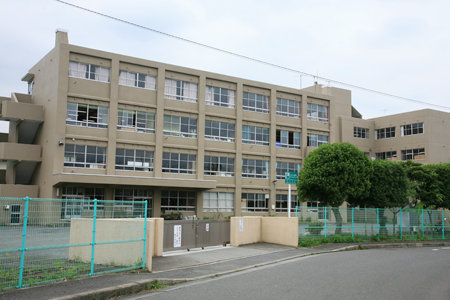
122,247 -> 450,300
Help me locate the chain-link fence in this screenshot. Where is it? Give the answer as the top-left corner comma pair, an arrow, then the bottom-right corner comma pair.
296,206 -> 450,240
0,197 -> 148,291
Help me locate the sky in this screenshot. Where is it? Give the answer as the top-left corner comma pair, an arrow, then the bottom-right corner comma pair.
1,0 -> 450,131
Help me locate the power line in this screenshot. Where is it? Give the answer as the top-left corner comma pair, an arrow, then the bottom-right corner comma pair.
55,0 -> 450,111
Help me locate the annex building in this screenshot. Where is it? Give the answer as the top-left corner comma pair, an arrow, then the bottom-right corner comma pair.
0,29 -> 449,222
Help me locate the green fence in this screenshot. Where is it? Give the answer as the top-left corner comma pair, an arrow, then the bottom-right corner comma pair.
296,206 -> 450,241
0,197 -> 148,291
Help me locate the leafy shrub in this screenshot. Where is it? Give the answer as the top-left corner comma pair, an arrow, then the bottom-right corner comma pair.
306,221 -> 324,235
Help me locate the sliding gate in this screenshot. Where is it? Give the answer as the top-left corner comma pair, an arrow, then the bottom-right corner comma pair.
163,219 -> 230,252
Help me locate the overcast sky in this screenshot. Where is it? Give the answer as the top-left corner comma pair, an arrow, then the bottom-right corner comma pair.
1,0 -> 449,128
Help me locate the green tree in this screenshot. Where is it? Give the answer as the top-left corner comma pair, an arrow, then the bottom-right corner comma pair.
297,142 -> 373,234
349,159 -> 409,236
432,163 -> 450,209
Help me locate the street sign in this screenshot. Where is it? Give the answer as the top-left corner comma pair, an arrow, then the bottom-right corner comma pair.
285,172 -> 298,184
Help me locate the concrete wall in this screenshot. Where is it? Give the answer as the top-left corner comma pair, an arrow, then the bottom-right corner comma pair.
230,216 -> 298,247
68,218 -> 163,271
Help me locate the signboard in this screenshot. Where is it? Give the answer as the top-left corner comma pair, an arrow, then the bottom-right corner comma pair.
285,172 -> 298,184
174,225 -> 182,248
239,218 -> 244,232
206,223 -> 209,232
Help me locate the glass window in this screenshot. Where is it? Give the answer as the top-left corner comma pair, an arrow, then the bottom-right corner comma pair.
276,98 -> 300,118
241,193 -> 268,212
205,120 -> 235,142
115,148 -> 154,172
119,70 -> 156,90
69,61 -> 110,83
64,144 -> 106,169
164,79 -> 198,103
62,186 -> 105,211
307,103 -> 329,122
276,162 -> 301,179
401,148 -> 425,161
276,130 -> 301,149
117,109 -> 155,133
163,115 -> 197,138
205,86 -> 236,108
276,194 -> 297,213
162,152 -> 197,174
242,159 -> 269,179
66,102 -> 109,128
375,127 -> 396,140
354,127 -> 370,139
243,92 -> 269,114
114,189 -> 152,217
376,151 -> 397,161
307,134 -> 329,147
203,192 -> 234,212
204,156 -> 234,177
401,123 -> 424,136
242,125 -> 269,146
161,190 -> 196,212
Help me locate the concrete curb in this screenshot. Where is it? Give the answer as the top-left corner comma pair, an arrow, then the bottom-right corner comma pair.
22,241 -> 450,300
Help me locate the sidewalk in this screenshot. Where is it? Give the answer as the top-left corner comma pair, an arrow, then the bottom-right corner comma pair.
1,240 -> 449,300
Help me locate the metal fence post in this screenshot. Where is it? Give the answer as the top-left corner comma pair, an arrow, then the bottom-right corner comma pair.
18,196 -> 30,288
400,209 -> 403,240
377,208 -> 379,236
421,209 -> 424,238
324,207 -> 327,237
90,199 -> 98,276
442,210 -> 445,240
142,200 -> 148,269
351,207 -> 354,237
295,206 -> 298,218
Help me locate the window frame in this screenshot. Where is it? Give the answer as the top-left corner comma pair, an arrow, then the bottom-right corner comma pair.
275,194 -> 297,213
66,102 -> 109,129
205,86 -> 236,108
62,187 -> 105,211
64,144 -> 107,169
276,130 -> 301,149
242,159 -> 269,179
203,192 -> 234,212
276,98 -> 301,118
401,148 -> 425,161
118,70 -> 156,90
401,123 -> 424,136
242,92 -> 270,114
241,193 -> 269,212
162,152 -> 197,174
307,103 -> 329,123
115,148 -> 154,172
117,109 -> 155,134
375,151 -> 397,161
242,125 -> 269,146
161,190 -> 196,212
375,127 -> 396,140
69,61 -> 110,83
354,127 -> 370,139
163,115 -> 197,138
307,134 -> 329,147
204,155 -> 234,177
164,78 -> 198,103
276,162 -> 301,179
205,120 -> 235,142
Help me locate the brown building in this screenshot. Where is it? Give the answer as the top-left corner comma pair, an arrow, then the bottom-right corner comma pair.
0,29 -> 449,223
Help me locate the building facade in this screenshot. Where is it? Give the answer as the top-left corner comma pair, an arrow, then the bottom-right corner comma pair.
0,29 -> 449,222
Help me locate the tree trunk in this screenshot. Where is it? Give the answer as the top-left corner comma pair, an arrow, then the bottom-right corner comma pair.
332,207 -> 343,235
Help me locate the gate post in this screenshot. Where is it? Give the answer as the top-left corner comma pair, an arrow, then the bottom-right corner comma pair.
18,197 -> 30,288
90,199 -> 98,276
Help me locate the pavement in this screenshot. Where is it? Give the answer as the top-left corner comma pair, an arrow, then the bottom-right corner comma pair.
1,240 -> 450,300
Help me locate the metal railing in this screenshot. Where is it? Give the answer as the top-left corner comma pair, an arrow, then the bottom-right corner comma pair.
0,197 -> 147,291
296,206 -> 450,240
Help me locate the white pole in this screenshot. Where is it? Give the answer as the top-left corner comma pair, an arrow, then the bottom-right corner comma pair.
288,183 -> 291,217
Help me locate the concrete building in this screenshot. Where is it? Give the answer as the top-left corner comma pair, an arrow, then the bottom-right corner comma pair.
0,29 -> 449,223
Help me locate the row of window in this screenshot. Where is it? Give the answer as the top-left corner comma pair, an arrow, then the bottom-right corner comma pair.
69,62 -> 329,120
375,148 -> 425,161
371,123 -> 424,140
63,144 -> 301,178
61,187 -> 297,215
66,104 -> 328,147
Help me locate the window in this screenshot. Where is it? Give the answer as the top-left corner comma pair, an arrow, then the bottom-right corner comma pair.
401,123 -> 424,136
307,134 -> 329,147
243,92 -> 269,114
164,79 -> 198,102
376,151 -> 397,161
119,70 -> 156,90
204,156 -> 234,176
203,192 -> 234,212
307,103 -> 328,122
69,61 -> 110,83
242,159 -> 269,179
117,109 -> 155,133
115,148 -> 154,172
66,102 -> 109,128
205,120 -> 235,142
276,98 -> 300,118
401,148 -> 425,161
375,127 -> 396,140
354,127 -> 369,139
114,189 -> 152,217
163,115 -> 197,138
62,187 -> 105,211
276,162 -> 301,179
241,193 -> 268,212
162,152 -> 196,174
276,130 -> 301,149
161,190 -> 195,212
242,125 -> 269,146
206,86 -> 236,108
64,144 -> 106,169
276,194 -> 297,213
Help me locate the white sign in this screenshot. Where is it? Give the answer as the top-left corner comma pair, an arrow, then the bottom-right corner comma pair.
174,225 -> 182,248
206,223 -> 210,232
239,218 -> 244,232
